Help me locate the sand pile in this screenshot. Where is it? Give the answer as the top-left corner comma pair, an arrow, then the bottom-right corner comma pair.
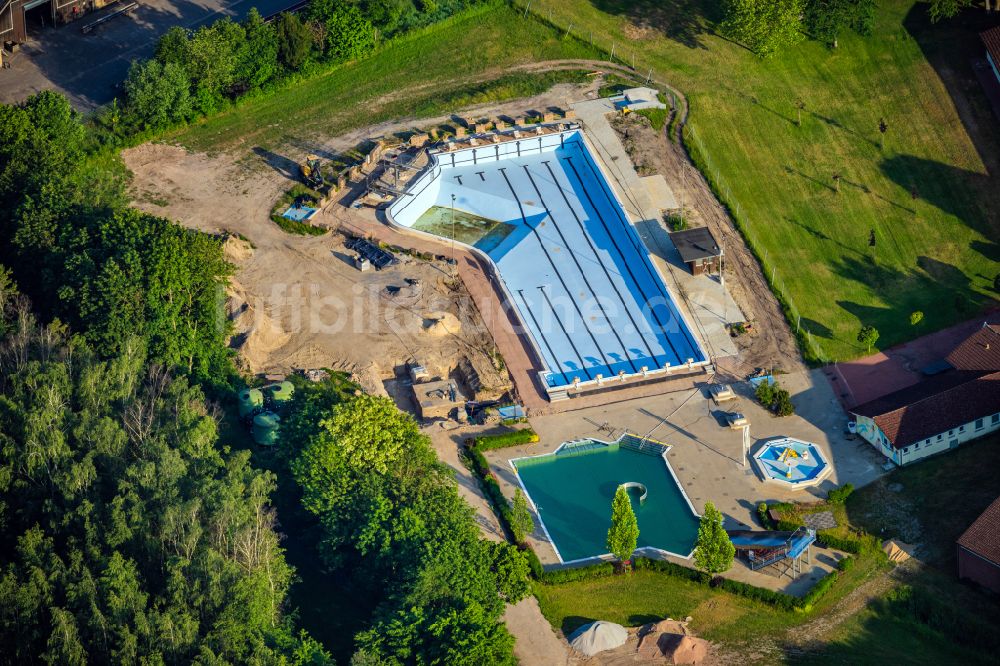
222,234 -> 254,263
227,281 -> 291,372
422,311 -> 461,337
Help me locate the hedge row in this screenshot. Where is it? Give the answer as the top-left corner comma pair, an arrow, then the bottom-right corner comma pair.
799,569 -> 839,610
816,531 -> 879,555
465,428 -> 544,577
470,428 -> 539,450
538,562 -> 615,584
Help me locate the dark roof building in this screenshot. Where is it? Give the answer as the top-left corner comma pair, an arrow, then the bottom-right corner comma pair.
958,496 -> 1000,593
850,324 -> 1000,465
982,25 -> 1000,79
669,226 -> 722,276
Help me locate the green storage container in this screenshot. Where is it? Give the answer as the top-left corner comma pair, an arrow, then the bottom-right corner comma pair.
252,412 -> 281,447
268,381 -> 295,404
238,388 -> 264,418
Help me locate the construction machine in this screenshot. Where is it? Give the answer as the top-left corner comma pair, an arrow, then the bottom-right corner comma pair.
300,154 -> 329,192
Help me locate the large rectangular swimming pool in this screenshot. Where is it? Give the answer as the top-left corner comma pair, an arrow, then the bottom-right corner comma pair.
389,129 -> 707,389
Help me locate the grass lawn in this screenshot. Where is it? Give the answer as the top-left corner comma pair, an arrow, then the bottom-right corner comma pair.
523,0 -> 1000,362
534,554 -> 887,645
846,432 -> 1000,566
170,4 -> 601,152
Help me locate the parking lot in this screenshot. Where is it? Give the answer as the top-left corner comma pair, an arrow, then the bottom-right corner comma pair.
0,0 -> 294,109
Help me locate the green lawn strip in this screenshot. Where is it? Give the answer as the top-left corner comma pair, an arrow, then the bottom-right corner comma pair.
533,552 -> 883,645
170,4 -> 601,152
522,0 -> 999,362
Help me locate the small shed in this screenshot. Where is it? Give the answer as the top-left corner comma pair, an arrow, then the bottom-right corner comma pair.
669,227 -> 722,276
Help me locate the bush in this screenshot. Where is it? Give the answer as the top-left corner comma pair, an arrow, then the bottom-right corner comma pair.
522,545 -> 544,579
800,570 -> 838,609
633,557 -> 710,584
539,562 -> 615,584
664,212 -> 687,231
827,483 -> 854,504
714,576 -> 798,611
837,555 -> 855,572
757,502 -> 770,528
772,388 -> 794,416
470,428 -> 539,450
755,380 -> 775,406
816,530 -> 879,555
755,380 -> 794,416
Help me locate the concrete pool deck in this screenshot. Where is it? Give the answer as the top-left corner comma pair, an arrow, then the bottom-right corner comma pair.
484,368 -> 886,594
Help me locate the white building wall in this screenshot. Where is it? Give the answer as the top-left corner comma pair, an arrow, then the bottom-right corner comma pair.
854,410 -> 1000,466
898,412 -> 1000,465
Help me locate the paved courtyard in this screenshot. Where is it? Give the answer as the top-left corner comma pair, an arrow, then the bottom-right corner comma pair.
483,368 -> 886,594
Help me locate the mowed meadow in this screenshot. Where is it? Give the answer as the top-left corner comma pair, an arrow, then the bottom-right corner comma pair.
524,0 -> 1000,361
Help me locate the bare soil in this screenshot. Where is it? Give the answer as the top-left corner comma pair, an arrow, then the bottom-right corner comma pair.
611,112 -> 804,376
121,79 -> 606,394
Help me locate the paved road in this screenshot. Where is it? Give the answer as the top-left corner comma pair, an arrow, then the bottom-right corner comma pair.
0,0 -> 296,110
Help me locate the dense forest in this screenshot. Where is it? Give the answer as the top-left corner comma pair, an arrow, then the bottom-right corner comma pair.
0,13 -> 529,657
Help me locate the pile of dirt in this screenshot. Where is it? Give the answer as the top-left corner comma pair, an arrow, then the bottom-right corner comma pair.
422,311 -> 462,337
222,234 -> 254,263
227,281 -> 291,372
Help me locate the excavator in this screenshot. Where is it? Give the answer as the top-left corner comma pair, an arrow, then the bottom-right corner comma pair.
300,155 -> 330,193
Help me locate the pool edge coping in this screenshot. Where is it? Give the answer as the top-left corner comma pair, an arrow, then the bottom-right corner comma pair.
509,436 -> 700,566
751,436 -> 833,490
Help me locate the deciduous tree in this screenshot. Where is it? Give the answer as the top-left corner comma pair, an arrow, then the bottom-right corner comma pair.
721,0 -> 804,57
694,502 -> 735,574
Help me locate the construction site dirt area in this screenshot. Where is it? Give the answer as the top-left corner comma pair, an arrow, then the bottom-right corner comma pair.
123,144 -> 510,402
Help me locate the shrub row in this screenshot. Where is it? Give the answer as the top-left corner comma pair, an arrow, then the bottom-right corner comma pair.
470,428 -> 539,450
826,483 -> 855,504
712,576 -> 799,611
464,427 -> 544,577
799,570 -> 839,610
538,562 -> 615,584
816,531 -> 879,555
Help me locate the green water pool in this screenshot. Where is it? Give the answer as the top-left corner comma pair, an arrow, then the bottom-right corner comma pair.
513,441 -> 699,562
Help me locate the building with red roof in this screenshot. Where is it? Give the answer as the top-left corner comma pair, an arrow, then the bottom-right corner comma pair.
958,496 -> 1000,593
850,324 -> 1000,466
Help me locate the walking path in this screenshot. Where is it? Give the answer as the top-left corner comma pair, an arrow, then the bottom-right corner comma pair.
425,425 -> 572,665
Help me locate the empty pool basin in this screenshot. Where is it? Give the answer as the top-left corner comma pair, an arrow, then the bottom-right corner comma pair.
753,437 -> 831,489
387,129 -> 708,394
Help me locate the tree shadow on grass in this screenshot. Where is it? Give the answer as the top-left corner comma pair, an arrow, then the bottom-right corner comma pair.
832,252 -> 992,347
588,0 -> 719,50
561,615 -> 598,636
